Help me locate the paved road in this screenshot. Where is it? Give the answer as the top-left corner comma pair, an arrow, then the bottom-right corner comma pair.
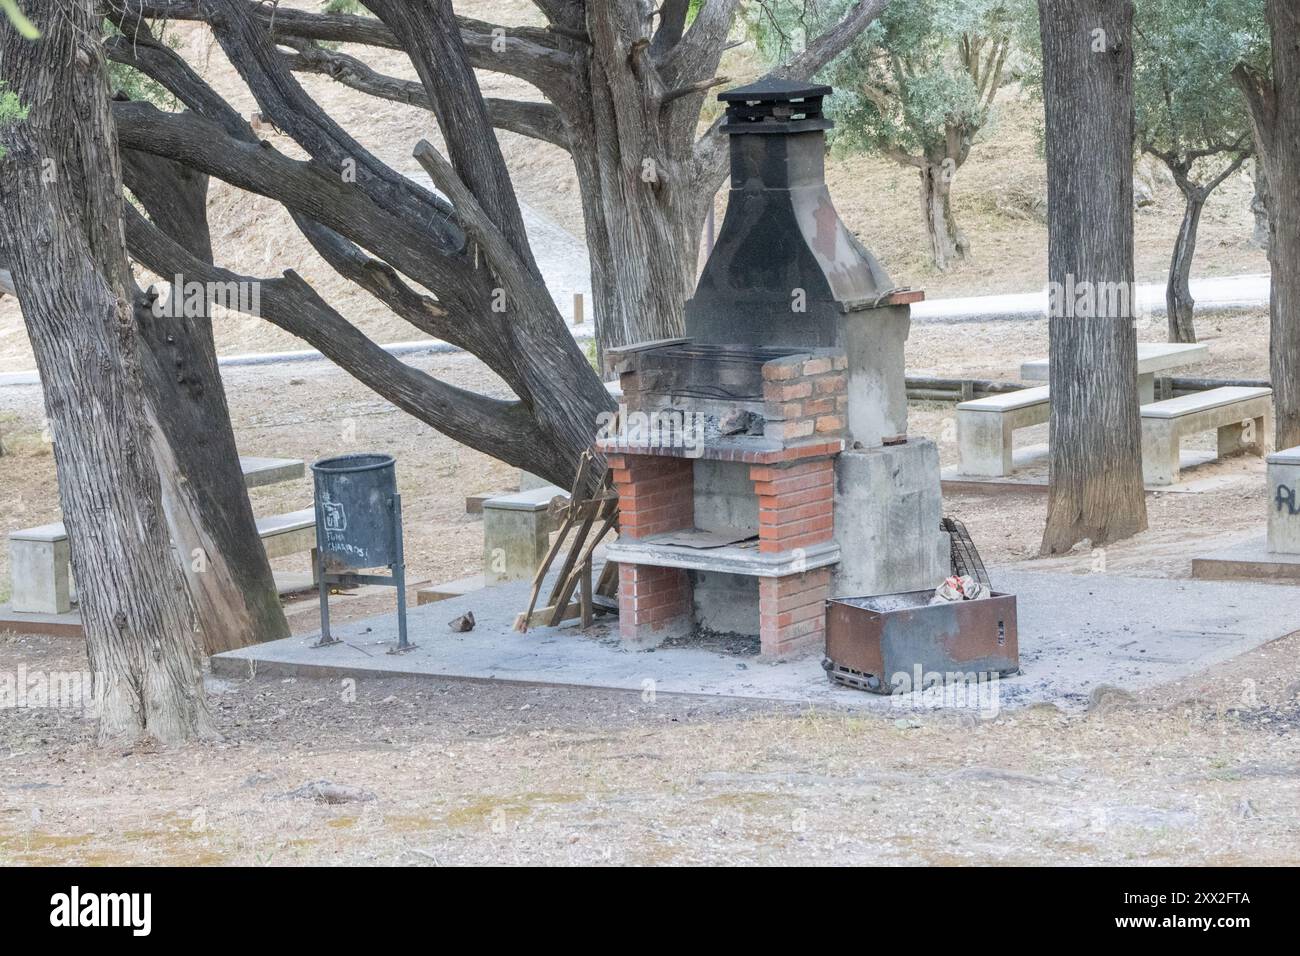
911,272 -> 1269,324
0,268 -> 1271,388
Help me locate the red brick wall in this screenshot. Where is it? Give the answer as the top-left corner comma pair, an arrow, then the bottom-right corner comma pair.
607,454 -> 693,541
617,563 -> 690,643
762,351 -> 848,443
750,458 -> 835,554
758,568 -> 831,657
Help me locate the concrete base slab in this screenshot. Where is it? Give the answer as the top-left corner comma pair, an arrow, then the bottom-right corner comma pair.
1192,533 -> 1300,584
416,573 -> 486,605
0,604 -> 83,638
273,571 -> 317,596
212,566 -> 1300,712
942,444 -> 1250,495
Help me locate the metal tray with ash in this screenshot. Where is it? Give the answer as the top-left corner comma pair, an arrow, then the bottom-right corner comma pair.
824,518 -> 1019,693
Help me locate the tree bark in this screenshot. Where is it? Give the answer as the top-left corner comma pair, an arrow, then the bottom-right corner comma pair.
1251,161 -> 1271,250
0,0 -> 213,744
1166,188 -> 1204,344
920,161 -> 968,272
1235,0 -> 1300,449
1037,0 -> 1147,554
122,147 -> 290,653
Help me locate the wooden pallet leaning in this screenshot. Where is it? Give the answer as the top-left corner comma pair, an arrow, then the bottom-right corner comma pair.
515,452 -> 619,632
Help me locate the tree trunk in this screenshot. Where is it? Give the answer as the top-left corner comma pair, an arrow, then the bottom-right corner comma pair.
572,112 -> 702,363
0,0 -> 213,744
1251,161 -> 1271,250
122,148 -> 289,654
1236,1 -> 1300,449
568,9 -> 710,362
137,304 -> 291,653
920,161 -> 968,272
1037,0 -> 1147,554
1166,188 -> 1204,344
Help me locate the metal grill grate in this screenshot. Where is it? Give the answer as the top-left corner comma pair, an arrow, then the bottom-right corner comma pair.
941,517 -> 990,587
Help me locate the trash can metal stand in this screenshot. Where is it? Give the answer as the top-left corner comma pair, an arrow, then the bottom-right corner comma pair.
310,453 -> 412,653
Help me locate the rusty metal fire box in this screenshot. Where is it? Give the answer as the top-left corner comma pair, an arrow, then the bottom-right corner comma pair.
825,591 -> 1019,694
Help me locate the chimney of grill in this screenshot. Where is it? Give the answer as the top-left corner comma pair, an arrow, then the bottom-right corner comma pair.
685,79 -> 896,349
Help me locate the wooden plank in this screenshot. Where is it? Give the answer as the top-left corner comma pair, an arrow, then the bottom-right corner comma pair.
580,554 -> 593,628
546,505 -> 618,627
517,454 -> 590,632
513,601 -> 582,631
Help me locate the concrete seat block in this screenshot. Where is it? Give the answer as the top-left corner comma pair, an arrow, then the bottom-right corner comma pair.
481,487 -> 569,582
9,507 -> 321,614
8,536 -> 72,614
956,386 -> 1050,477
1268,445 -> 1300,554
1141,387 -> 1272,486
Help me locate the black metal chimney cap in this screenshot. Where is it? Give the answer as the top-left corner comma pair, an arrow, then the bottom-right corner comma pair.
718,77 -> 834,134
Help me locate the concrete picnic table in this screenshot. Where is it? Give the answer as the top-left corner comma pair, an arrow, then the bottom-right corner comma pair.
239,456 -> 305,489
1020,342 -> 1209,403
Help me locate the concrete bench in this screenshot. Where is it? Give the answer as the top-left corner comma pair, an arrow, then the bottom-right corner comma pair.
8,508 -> 320,615
1141,386 -> 1272,486
956,386 -> 1050,477
482,486 -> 568,583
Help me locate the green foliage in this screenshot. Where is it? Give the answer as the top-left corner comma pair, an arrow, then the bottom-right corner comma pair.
1133,0 -> 1267,164
103,19 -> 180,111
0,81 -> 27,125
0,80 -> 28,158
751,0 -> 1034,163
322,0 -> 366,14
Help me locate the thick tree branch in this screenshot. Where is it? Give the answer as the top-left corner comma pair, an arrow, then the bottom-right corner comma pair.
200,0 -> 460,250
652,0 -> 690,59
121,202 -> 573,480
660,0 -> 741,85
366,0 -> 538,274
771,0 -> 891,80
281,43 -> 569,149
111,0 -> 575,96
112,101 -> 473,303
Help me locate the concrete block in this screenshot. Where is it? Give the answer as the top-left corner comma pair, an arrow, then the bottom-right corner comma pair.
517,469 -> 552,492
1268,446 -> 1300,554
9,524 -> 72,615
838,305 -> 909,448
482,487 -> 566,583
417,573 -> 486,605
832,440 -> 948,600
1140,421 -> 1182,487
957,411 -> 1011,477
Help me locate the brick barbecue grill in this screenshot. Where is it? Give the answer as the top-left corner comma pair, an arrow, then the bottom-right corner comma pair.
601,79 -> 951,659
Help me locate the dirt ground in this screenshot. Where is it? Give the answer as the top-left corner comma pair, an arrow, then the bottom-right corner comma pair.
3,623 -> 1298,865
2,326 -> 1297,865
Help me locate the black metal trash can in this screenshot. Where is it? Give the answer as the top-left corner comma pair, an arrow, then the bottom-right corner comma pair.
309,453 -> 411,652
312,453 -> 398,572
